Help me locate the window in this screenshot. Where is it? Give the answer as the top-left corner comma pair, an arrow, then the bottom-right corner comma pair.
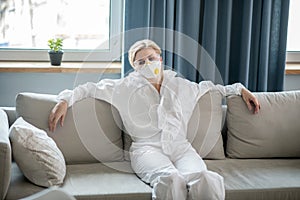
286,0 -> 300,63
0,0 -> 123,62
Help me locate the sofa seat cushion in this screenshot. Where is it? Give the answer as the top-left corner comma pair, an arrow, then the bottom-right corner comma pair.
61,162 -> 152,200
205,159 -> 300,200
7,159 -> 300,200
6,162 -> 152,200
5,163 -> 44,200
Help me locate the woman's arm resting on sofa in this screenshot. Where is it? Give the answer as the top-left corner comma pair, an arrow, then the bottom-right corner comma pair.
48,79 -> 120,132
48,100 -> 68,132
222,83 -> 260,114
204,81 -> 260,114
241,88 -> 260,114
48,81 -> 99,132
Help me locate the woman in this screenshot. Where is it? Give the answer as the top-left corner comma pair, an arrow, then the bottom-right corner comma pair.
49,39 -> 260,200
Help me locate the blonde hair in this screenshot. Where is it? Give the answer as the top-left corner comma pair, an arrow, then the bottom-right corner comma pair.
128,39 -> 162,67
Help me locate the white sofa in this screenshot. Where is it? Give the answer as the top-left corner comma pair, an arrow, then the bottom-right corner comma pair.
1,90 -> 300,200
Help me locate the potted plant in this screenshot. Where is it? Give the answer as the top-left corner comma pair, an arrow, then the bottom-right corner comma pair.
48,38 -> 64,66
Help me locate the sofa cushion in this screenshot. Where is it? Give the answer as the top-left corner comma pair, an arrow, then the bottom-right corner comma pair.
7,159 -> 300,200
21,188 -> 76,200
5,162 -> 44,200
188,90 -> 225,159
226,91 -> 300,158
0,107 -> 17,127
61,162 -> 152,200
0,109 -> 11,200
124,90 -> 226,161
9,117 -> 66,187
16,92 -> 124,164
205,159 -> 300,200
6,162 -> 152,200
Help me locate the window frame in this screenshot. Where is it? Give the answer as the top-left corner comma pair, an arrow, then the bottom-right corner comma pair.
286,52 -> 300,63
0,0 -> 123,62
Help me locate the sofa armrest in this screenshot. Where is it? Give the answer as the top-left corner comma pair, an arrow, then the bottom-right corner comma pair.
0,109 -> 11,200
0,107 -> 16,127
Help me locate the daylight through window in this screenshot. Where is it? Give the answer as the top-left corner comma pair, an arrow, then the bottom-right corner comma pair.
286,0 -> 300,62
0,0 -> 110,50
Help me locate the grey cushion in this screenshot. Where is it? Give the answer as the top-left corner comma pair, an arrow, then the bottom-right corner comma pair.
0,109 -> 11,200
206,159 -> 300,200
6,162 -> 152,200
226,91 -> 300,158
0,107 -> 16,127
188,90 -> 225,159
5,163 -> 44,200
22,188 -> 76,200
7,159 -> 300,200
16,92 -> 124,164
61,162 -> 152,200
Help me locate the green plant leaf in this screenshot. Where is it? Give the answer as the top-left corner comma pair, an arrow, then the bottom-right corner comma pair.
47,38 -> 63,52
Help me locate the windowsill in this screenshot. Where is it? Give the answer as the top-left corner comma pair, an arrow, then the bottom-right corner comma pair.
0,61 -> 298,75
0,61 -> 122,73
285,63 -> 300,75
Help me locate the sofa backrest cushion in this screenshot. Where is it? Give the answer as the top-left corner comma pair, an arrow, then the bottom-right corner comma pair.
226,91 -> 300,158
0,107 -> 17,127
188,90 -> 225,159
16,93 -> 124,164
0,109 -> 11,200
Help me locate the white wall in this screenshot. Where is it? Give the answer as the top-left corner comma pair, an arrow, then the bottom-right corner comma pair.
0,72 -> 120,107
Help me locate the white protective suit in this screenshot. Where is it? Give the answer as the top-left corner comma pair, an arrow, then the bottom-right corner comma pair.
57,70 -> 244,200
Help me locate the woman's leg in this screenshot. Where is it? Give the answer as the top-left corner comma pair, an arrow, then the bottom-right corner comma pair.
173,147 -> 225,200
130,145 -> 187,200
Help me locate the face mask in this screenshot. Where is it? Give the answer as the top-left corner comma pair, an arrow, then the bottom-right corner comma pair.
138,60 -> 161,79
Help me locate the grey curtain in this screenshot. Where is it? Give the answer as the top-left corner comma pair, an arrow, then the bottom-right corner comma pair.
123,0 -> 290,91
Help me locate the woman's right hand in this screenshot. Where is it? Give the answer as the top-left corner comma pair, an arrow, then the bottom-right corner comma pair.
48,100 -> 68,132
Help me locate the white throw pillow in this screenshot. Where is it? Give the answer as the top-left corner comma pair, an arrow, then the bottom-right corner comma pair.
9,117 -> 66,187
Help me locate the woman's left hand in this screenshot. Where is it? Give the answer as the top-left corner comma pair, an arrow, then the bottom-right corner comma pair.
241,88 -> 260,114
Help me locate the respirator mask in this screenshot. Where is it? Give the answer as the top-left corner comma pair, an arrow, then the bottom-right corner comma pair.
134,54 -> 162,79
